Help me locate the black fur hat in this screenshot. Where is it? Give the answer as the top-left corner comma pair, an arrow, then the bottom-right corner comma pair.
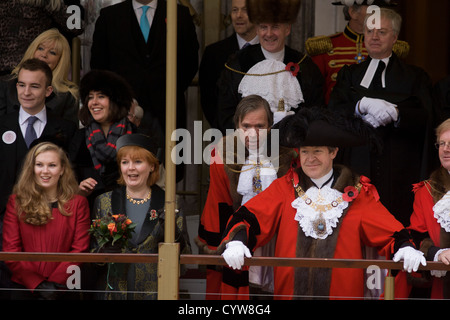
246,0 -> 301,24
79,69 -> 134,110
273,106 -> 382,152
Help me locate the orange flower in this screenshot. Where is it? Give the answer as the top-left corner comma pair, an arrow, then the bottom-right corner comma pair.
108,222 -> 117,235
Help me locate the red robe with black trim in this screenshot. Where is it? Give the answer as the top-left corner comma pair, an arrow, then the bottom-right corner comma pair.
197,148 -> 234,299
197,139 -> 294,299
222,166 -> 409,299
407,180 -> 445,299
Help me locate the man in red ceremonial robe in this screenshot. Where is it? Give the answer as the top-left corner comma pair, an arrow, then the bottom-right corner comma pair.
196,95 -> 294,299
406,119 -> 450,299
219,107 -> 426,299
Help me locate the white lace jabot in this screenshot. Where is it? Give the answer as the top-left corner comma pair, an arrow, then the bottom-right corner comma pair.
291,186 -> 349,239
433,191 -> 450,232
238,59 -> 304,116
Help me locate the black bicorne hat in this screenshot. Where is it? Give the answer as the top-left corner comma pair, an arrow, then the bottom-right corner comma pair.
273,107 -> 382,153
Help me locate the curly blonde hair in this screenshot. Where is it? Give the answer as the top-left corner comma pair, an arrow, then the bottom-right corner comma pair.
13,142 -> 79,226
11,28 -> 78,100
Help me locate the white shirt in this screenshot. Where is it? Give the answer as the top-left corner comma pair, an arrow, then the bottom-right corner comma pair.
19,106 -> 47,139
132,0 -> 157,29
311,169 -> 334,189
261,47 -> 285,62
236,34 -> 259,50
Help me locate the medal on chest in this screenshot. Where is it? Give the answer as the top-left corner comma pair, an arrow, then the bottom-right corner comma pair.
291,183 -> 361,239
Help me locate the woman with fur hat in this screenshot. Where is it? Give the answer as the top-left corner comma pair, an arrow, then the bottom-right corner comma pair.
219,107 -> 425,299
69,69 -> 136,208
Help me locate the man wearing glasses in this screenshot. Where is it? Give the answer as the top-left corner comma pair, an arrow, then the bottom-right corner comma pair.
328,8 -> 434,227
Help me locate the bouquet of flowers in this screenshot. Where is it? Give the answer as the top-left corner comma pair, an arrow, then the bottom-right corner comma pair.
89,214 -> 137,252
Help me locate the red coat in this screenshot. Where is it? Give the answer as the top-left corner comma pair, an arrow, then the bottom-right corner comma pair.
408,180 -> 444,299
222,167 -> 408,299
197,141 -> 294,299
197,152 -> 234,299
2,194 -> 90,290
307,25 -> 367,104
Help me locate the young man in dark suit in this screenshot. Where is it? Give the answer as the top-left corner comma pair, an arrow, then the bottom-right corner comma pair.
0,58 -> 77,217
199,0 -> 258,129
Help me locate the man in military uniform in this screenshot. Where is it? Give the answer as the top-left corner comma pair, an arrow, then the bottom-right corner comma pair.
305,0 -> 409,103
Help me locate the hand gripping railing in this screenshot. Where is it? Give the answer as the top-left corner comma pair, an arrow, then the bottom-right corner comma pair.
1,252 -> 448,300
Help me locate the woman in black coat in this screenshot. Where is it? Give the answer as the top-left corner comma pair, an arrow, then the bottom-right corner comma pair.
69,69 -> 137,208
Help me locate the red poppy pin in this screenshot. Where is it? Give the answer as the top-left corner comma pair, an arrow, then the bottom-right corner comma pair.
285,62 -> 300,77
150,209 -> 158,221
343,186 -> 358,202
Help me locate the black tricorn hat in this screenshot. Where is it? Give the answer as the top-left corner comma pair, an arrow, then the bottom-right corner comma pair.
80,69 -> 134,110
332,0 -> 397,6
116,134 -> 158,156
246,0 -> 301,24
273,107 -> 382,152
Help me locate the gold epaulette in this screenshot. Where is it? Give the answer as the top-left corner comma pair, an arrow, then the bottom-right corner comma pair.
393,40 -> 410,59
305,35 -> 333,56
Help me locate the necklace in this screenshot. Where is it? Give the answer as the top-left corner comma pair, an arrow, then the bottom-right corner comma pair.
292,182 -> 362,238
126,190 -> 152,205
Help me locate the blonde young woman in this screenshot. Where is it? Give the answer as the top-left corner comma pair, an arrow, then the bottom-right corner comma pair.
2,142 -> 90,300
0,28 -> 80,124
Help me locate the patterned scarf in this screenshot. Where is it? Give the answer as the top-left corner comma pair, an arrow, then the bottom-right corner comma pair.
85,118 -> 133,173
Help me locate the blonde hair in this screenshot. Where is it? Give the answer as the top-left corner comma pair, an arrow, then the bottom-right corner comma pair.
16,0 -> 63,11
436,119 -> 450,142
13,142 -> 79,226
117,146 -> 160,187
12,28 -> 78,100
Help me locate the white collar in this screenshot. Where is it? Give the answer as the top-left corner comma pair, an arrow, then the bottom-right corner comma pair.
19,106 -> 47,125
132,0 -> 157,10
311,169 -> 334,189
360,55 -> 391,89
236,34 -> 259,49
261,46 -> 285,62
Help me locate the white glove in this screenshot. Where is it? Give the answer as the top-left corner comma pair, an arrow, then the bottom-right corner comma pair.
222,241 -> 252,270
393,246 -> 427,273
432,248 -> 450,278
358,97 -> 398,125
361,113 -> 381,128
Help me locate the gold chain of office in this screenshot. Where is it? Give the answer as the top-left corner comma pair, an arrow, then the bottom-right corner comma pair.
224,54 -> 307,77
